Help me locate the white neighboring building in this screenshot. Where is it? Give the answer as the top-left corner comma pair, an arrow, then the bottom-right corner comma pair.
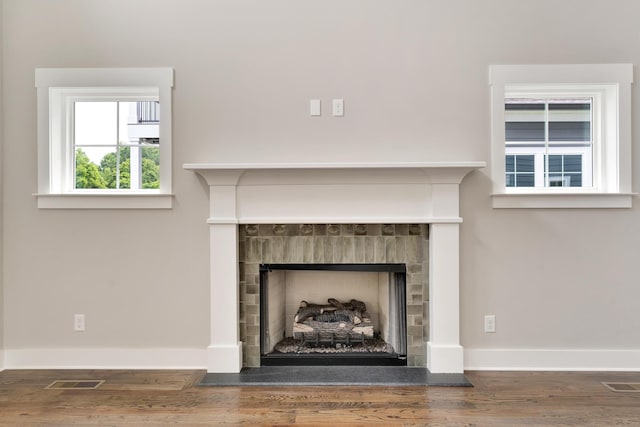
126,101 -> 160,190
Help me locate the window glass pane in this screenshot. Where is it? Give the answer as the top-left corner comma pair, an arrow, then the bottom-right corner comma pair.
516,155 -> 534,172
118,101 -> 160,146
118,147 -> 131,189
563,155 -> 582,172
548,100 -> 591,142
505,155 -> 515,172
544,155 -> 583,188
505,100 -> 545,142
516,174 -> 535,187
119,101 -> 137,145
548,155 -> 562,172
137,101 -> 160,123
548,122 -> 591,142
505,122 -> 544,142
548,174 -> 564,187
505,155 -> 535,187
141,146 -> 160,189
506,174 -> 514,187
75,147 -> 113,189
75,102 -> 117,146
95,148 -> 128,189
568,174 -> 582,187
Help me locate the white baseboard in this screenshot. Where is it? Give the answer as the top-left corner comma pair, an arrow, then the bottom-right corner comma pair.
0,349 -> 4,371
7,347 -> 640,372
427,342 -> 464,374
4,348 -> 208,370
207,344 -> 243,373
465,348 -> 640,371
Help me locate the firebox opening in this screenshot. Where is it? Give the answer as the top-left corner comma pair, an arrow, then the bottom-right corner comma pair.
260,264 -> 407,366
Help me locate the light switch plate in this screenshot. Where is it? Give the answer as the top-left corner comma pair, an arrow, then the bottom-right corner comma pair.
332,99 -> 344,116
310,99 -> 321,116
74,314 -> 85,332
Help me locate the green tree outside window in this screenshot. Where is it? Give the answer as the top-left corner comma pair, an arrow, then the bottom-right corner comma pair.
75,146 -> 160,190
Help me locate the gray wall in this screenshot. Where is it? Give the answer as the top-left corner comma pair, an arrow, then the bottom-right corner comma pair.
0,0 -> 4,365
2,0 -> 639,367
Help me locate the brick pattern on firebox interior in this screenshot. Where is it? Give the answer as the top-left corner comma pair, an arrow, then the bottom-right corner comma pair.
238,224 -> 429,368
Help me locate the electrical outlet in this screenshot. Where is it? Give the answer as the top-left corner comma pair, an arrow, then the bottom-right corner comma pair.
74,314 -> 85,332
484,314 -> 496,333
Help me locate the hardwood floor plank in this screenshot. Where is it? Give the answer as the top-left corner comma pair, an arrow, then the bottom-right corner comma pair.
0,369 -> 639,425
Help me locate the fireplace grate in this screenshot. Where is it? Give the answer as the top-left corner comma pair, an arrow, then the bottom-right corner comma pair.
294,331 -> 366,348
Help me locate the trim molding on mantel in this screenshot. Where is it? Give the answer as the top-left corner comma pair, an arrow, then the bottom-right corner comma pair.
184,162 -> 485,225
184,161 -> 485,374
209,217 -> 464,225
183,162 -> 486,185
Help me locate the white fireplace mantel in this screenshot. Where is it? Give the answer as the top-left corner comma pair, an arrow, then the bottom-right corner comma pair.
184,161 -> 485,374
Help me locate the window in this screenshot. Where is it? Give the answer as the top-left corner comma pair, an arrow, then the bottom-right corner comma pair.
505,96 -> 592,190
35,68 -> 173,209
489,64 -> 633,208
506,155 -> 535,187
74,101 -> 160,190
546,154 -> 582,188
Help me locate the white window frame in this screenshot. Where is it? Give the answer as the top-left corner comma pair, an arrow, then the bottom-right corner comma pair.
505,153 -> 536,188
489,64 -> 634,209
506,147 -> 592,189
35,68 -> 174,209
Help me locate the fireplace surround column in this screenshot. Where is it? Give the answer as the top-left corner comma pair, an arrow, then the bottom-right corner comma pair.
204,170 -> 245,373
428,222 -> 463,373
425,178 -> 466,374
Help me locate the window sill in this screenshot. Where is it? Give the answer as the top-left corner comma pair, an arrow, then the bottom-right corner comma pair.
35,193 -> 174,209
491,192 -> 635,209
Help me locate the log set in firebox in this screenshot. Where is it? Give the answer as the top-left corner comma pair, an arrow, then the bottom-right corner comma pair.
292,298 -> 375,346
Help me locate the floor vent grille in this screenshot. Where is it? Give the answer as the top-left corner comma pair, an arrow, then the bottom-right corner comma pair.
602,382 -> 640,393
46,380 -> 105,390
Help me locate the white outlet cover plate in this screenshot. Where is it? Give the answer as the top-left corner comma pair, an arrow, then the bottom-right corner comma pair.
484,315 -> 496,333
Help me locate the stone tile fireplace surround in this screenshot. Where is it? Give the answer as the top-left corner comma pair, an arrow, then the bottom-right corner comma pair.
240,223 -> 428,367
184,162 -> 484,374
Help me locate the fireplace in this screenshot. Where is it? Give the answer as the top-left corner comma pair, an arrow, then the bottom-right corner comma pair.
239,223 -> 428,367
184,162 -> 485,374
259,263 -> 408,365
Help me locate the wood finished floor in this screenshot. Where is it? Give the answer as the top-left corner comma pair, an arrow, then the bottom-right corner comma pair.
0,370 -> 639,426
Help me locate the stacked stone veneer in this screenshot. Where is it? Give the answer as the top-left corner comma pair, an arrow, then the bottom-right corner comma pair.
238,224 -> 429,367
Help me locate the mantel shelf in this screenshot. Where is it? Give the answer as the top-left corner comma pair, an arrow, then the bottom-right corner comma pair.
183,161 -> 486,170
183,161 -> 486,186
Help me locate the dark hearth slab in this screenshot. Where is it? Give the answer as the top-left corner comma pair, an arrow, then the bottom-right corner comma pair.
197,366 -> 472,387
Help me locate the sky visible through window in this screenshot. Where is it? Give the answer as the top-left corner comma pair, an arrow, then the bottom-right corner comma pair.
75,101 -> 132,164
